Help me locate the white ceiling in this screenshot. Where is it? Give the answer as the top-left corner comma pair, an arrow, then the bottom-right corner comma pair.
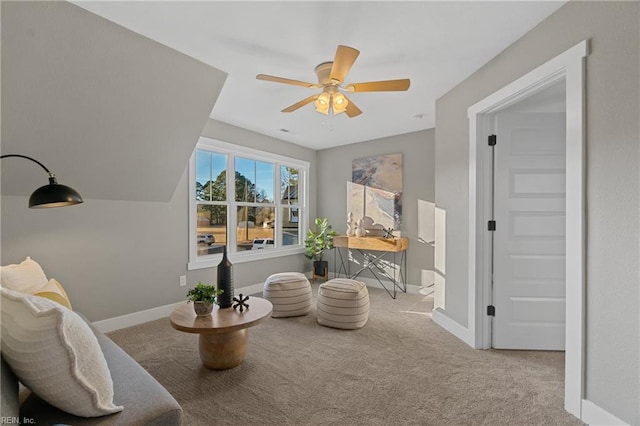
73,1 -> 565,150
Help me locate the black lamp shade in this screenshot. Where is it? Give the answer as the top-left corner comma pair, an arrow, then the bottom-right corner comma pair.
29,182 -> 84,208
1,154 -> 84,208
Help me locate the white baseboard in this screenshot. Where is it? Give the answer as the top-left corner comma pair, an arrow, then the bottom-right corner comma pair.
237,282 -> 265,297
582,399 -> 629,426
432,307 -> 474,347
92,301 -> 184,333
356,277 -> 421,295
92,282 -> 265,333
94,278 -> 424,334
312,272 -> 421,295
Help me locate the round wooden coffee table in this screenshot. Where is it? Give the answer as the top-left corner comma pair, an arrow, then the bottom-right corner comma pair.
169,297 -> 272,370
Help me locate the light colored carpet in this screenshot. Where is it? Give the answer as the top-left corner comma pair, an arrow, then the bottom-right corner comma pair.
107,287 -> 581,425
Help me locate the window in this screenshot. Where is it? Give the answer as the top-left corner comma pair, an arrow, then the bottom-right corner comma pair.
189,137 -> 309,269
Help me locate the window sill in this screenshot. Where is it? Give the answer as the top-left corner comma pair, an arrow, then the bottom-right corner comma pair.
187,246 -> 305,270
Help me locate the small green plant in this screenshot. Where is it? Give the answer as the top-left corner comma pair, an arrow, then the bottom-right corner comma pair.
186,282 -> 224,304
304,217 -> 337,262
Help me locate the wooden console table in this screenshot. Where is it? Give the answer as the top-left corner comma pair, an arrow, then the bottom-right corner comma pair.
333,236 -> 409,299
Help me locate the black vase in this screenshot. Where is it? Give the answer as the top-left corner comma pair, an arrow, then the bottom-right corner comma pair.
217,245 -> 234,308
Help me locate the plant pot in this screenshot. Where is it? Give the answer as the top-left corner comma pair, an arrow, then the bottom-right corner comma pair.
313,260 -> 328,278
193,301 -> 214,316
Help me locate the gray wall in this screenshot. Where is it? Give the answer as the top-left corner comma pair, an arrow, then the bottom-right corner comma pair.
0,120 -> 315,322
2,1 -> 226,203
0,2 -> 315,322
435,1 -> 639,423
316,129 -> 435,287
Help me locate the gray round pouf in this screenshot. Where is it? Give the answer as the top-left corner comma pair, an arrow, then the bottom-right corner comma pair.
317,278 -> 369,329
262,272 -> 312,318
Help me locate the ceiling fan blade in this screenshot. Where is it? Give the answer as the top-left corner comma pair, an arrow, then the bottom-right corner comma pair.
345,79 -> 411,92
282,95 -> 319,113
329,45 -> 360,84
256,74 -> 319,88
344,95 -> 362,118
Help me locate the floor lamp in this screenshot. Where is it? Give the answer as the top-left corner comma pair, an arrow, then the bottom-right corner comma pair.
0,154 -> 83,208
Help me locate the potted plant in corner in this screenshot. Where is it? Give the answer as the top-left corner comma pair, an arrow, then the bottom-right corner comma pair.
304,217 -> 337,279
186,282 -> 224,316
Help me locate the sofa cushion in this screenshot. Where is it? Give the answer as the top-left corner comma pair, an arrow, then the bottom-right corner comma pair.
20,316 -> 183,425
0,356 -> 19,419
0,287 -> 122,417
0,256 -> 48,294
33,278 -> 73,309
0,257 -> 72,308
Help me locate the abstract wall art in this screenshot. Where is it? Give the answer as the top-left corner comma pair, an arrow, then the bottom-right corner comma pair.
349,153 -> 403,234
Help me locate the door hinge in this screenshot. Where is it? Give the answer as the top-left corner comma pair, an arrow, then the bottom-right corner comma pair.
487,305 -> 496,316
488,134 -> 497,146
488,220 -> 496,231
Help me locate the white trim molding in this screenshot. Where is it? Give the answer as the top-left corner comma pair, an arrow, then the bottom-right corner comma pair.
582,400 -> 629,426
188,136 -> 310,271
91,278 -> 423,334
92,301 -> 184,333
92,282 -> 266,333
466,40 -> 589,420
432,308 -> 473,346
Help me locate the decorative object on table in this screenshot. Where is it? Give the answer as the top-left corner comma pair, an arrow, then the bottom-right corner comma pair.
1,154 -> 83,208
217,245 -> 234,308
304,217 -> 337,281
350,153 -> 403,233
355,217 -> 366,237
186,282 -> 223,316
232,294 -> 250,312
383,227 -> 395,238
346,211 -> 355,236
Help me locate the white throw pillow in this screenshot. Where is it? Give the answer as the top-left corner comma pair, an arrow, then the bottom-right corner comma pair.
0,257 -> 48,294
0,287 -> 123,417
1,258 -> 73,308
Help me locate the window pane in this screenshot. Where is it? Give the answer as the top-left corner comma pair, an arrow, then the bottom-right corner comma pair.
196,151 -> 227,202
282,207 -> 299,246
235,157 -> 274,203
195,150 -> 211,201
197,204 -> 227,256
256,161 -> 274,203
235,157 -> 255,202
236,206 -> 275,251
211,153 -> 227,201
281,166 -> 299,205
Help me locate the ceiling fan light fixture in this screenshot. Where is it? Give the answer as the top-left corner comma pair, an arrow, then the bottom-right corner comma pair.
332,92 -> 348,114
257,45 -> 410,119
314,92 -> 331,114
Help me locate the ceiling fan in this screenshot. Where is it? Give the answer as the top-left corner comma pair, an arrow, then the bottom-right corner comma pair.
256,45 -> 410,118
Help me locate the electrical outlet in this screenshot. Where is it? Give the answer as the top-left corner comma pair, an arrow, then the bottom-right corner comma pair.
179,275 -> 187,287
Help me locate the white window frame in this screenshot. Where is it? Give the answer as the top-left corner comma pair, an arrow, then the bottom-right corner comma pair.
188,137 -> 309,270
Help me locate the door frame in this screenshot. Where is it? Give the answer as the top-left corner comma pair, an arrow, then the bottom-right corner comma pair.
467,40 -> 588,418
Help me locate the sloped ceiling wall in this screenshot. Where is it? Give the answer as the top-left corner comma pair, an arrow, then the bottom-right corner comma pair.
1,1 -> 227,202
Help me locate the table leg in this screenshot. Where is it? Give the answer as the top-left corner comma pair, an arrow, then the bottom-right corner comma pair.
198,329 -> 248,370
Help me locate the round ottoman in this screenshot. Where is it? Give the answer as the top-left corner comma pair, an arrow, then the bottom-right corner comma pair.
262,272 -> 312,318
317,278 -> 369,329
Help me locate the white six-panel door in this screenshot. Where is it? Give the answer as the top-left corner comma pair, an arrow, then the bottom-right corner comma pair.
492,112 -> 566,350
